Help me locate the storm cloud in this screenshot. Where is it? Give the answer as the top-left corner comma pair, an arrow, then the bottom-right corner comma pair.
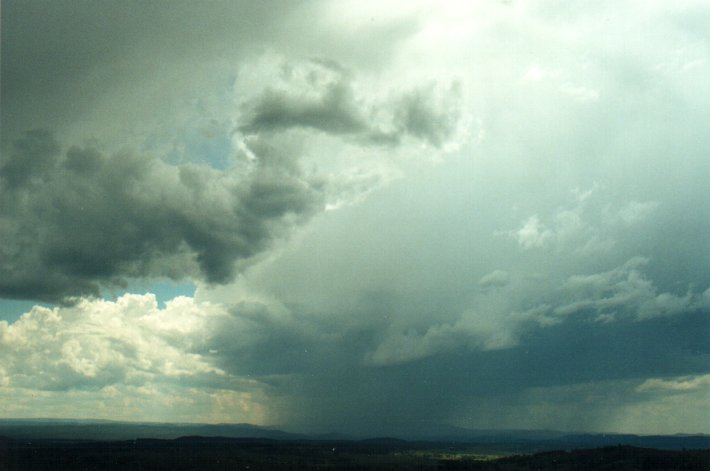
1,0 -> 709,436
0,130 -> 324,302
239,58 -> 462,148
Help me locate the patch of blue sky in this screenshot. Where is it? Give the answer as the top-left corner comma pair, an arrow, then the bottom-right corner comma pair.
0,299 -> 55,323
165,126 -> 234,170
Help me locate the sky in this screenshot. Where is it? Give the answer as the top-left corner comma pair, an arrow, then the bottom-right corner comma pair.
1,0 -> 709,436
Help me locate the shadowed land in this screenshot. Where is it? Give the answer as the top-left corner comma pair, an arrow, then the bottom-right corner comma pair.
1,435 -> 708,471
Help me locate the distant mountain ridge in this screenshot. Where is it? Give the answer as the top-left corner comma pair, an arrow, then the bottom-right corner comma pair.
0,419 -> 301,442
0,419 -> 707,451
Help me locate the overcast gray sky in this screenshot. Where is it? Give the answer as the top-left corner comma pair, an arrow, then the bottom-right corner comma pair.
1,0 -> 709,435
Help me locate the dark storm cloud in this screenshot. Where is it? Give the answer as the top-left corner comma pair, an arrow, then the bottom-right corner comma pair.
239,59 -> 462,148
201,297 -> 709,435
0,72 -> 461,304
0,131 -> 324,302
240,63 -> 367,136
